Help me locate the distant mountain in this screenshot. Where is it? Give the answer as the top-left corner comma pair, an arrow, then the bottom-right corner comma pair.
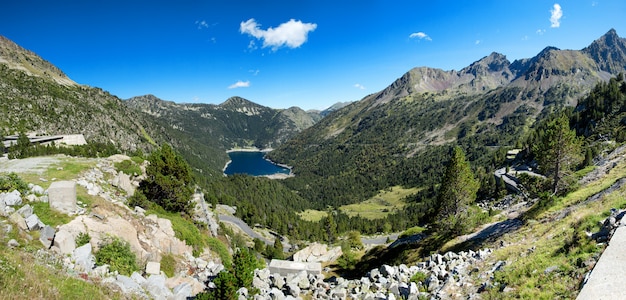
268,29 -> 626,207
126,95 -> 320,150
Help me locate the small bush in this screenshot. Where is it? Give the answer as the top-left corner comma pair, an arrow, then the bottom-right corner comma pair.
410,271 -> 428,284
95,237 -> 138,276
76,232 -> 91,247
160,253 -> 176,277
114,159 -> 142,176
0,173 -> 29,193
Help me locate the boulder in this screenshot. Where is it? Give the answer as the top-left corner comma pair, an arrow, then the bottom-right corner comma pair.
144,274 -> 173,299
8,212 -> 27,231
25,214 -> 43,231
16,204 -> 33,218
115,274 -> 143,294
30,184 -> 45,195
116,172 -> 135,196
53,229 -> 76,255
48,181 -> 77,214
73,243 -> 96,272
39,225 -> 56,249
3,190 -> 22,206
145,261 -> 160,275
7,239 -> 19,248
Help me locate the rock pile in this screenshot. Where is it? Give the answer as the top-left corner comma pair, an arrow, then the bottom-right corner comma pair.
246,248 -> 495,299
292,243 -> 343,263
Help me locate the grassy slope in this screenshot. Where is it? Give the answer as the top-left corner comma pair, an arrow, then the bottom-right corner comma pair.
339,186 -> 421,219
438,155 -> 626,298
0,158 -> 125,300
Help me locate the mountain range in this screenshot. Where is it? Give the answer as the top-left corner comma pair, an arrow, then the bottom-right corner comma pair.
1,29 -> 625,207
267,29 -> 626,207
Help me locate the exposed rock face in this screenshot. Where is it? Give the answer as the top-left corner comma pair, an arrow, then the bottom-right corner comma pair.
292,242 -> 343,263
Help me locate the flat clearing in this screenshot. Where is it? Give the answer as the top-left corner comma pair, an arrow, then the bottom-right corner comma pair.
339,186 -> 420,220
297,209 -> 328,222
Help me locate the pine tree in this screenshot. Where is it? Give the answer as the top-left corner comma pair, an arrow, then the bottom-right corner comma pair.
138,144 -> 194,214
233,247 -> 256,289
533,114 -> 583,195
324,209 -> 337,244
435,147 -> 479,235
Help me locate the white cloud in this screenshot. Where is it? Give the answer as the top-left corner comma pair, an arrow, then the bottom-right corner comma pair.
536,29 -> 546,35
522,35 -> 529,41
240,18 -> 317,51
550,4 -> 563,28
196,20 -> 208,29
475,40 -> 481,45
409,32 -> 432,41
228,80 -> 250,89
249,69 -> 260,76
354,83 -> 366,90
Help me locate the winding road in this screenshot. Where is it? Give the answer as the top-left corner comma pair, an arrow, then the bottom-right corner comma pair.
218,213 -> 400,247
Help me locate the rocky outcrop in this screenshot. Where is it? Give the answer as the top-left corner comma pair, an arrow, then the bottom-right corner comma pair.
242,248 -> 496,299
292,242 -> 343,263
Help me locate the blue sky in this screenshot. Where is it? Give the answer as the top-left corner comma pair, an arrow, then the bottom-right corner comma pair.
1,1 -> 624,110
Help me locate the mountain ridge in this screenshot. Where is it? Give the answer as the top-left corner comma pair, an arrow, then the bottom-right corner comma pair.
268,28 -> 626,207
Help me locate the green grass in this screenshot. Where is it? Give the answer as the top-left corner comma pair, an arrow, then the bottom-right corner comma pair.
160,253 -> 176,277
339,186 -> 420,220
147,208 -> 232,263
399,226 -> 426,239
0,235 -> 123,300
478,160 -> 626,299
30,202 -> 73,227
298,209 -> 327,222
20,158 -> 95,189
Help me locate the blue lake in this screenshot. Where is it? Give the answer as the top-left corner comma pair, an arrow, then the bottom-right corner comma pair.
224,151 -> 291,176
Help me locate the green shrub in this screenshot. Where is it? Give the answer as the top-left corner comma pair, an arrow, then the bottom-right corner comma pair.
0,173 -> 28,193
336,249 -> 358,271
160,253 -> 176,277
114,159 -> 142,176
95,237 -> 138,276
76,232 -> 91,247
410,271 -> 428,284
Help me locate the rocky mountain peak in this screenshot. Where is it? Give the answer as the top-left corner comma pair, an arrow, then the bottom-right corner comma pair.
219,96 -> 264,110
583,29 -> 626,74
0,35 -> 76,86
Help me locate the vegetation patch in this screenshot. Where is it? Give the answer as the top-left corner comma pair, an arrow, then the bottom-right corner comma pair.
95,236 -> 139,276
339,186 -> 420,219
160,253 -> 177,277
114,159 -> 142,176
297,209 -> 327,222
30,201 -> 73,227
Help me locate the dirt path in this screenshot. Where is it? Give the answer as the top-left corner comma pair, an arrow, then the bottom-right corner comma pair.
0,156 -> 62,174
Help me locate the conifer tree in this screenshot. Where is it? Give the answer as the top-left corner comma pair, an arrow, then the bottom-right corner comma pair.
435,147 -> 479,235
138,144 -> 194,214
533,113 -> 582,195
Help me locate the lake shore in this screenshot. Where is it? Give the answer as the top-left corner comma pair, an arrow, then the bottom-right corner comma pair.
226,147 -> 274,153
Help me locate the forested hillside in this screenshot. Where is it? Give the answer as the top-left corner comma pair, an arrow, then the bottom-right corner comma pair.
268,29 -> 626,214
